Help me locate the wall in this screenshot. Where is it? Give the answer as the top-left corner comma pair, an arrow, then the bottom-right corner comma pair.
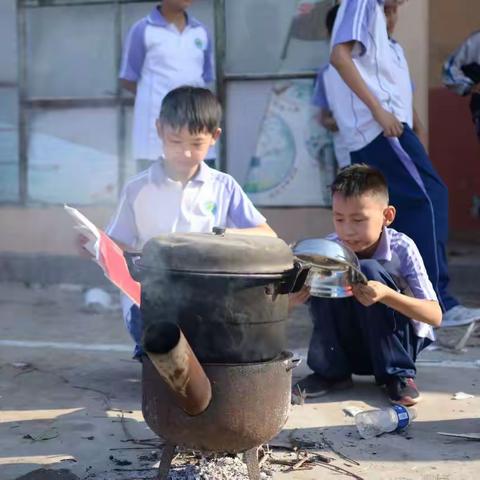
429,0 -> 480,88
428,0 -> 480,234
0,205 -> 333,256
0,0 -> 432,256
395,0 -> 430,126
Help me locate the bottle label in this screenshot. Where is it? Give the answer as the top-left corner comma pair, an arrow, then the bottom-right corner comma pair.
393,404 -> 410,430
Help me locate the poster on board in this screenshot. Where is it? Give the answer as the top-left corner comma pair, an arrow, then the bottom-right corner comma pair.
243,79 -> 337,207
241,1 -> 338,206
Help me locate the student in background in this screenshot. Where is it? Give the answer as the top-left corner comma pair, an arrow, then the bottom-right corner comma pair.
313,2 -> 427,170
120,0 -> 215,172
442,30 -> 480,142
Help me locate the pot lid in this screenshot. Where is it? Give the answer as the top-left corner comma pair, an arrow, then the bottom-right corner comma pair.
140,232 -> 295,275
292,238 -> 367,284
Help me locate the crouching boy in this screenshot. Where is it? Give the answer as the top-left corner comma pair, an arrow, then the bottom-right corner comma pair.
293,164 -> 441,406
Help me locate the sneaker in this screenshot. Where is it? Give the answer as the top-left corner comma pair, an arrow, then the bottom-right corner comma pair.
386,377 -> 421,406
293,374 -> 353,399
442,305 -> 480,328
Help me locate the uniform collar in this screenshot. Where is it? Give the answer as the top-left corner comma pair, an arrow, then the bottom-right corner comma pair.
148,6 -> 202,28
151,159 -> 211,185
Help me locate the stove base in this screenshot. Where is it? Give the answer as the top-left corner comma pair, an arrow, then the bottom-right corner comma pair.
156,443 -> 261,480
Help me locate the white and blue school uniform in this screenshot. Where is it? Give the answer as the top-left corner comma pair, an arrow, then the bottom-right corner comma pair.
106,160 -> 266,357
388,38 -> 414,128
312,64 -> 351,169
120,7 -> 214,161
442,30 -> 480,96
442,30 -> 480,140
329,0 -> 457,312
312,37 -> 413,170
308,227 -> 436,383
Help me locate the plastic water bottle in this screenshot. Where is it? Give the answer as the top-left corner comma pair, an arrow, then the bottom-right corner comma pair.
355,405 -> 417,439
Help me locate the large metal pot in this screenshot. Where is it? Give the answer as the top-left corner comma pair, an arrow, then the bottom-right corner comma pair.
126,233 -> 308,363
142,351 -> 297,453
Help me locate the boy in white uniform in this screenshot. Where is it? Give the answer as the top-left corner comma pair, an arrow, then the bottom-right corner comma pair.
80,87 -> 275,357
313,3 -> 427,168
442,30 -> 480,142
120,0 -> 214,171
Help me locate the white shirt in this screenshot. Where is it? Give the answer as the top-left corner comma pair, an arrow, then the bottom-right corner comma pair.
312,64 -> 351,168
442,30 -> 480,95
388,38 -> 413,129
107,160 -> 266,318
120,7 -> 214,160
328,0 -> 413,152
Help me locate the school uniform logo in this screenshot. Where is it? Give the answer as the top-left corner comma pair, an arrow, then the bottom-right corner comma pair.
194,38 -> 204,49
204,201 -> 217,215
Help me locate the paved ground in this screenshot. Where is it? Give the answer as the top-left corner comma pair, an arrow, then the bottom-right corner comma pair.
0,243 -> 479,480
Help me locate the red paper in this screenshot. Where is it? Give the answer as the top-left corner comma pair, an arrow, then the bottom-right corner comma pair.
98,231 -> 141,306
64,204 -> 141,306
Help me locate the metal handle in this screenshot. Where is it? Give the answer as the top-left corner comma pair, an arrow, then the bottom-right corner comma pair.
285,357 -> 302,372
123,251 -> 144,281
276,261 -> 310,295
350,267 -> 368,285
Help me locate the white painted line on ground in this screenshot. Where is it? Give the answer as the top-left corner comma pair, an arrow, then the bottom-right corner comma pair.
417,360 -> 480,369
2,342 -> 480,368
291,349 -> 480,369
0,339 -> 132,352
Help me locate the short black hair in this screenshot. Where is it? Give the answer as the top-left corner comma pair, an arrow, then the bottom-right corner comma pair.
331,164 -> 389,202
325,4 -> 340,37
159,86 -> 222,134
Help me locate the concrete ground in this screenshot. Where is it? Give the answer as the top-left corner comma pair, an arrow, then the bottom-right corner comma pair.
1,244 -> 479,480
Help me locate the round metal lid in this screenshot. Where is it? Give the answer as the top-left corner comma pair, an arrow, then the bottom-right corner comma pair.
140,232 -> 295,275
292,238 -> 367,284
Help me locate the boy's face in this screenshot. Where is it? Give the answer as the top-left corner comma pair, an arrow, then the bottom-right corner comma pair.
156,121 -> 220,174
384,4 -> 399,36
332,192 -> 395,257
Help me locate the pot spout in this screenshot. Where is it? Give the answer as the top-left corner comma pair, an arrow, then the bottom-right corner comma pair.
142,322 -> 212,416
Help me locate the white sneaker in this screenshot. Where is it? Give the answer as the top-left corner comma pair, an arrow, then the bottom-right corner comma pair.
442,305 -> 480,328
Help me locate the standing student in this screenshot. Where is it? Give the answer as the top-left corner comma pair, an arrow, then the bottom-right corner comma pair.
313,2 -> 427,168
327,0 -> 480,326
120,1 -> 214,172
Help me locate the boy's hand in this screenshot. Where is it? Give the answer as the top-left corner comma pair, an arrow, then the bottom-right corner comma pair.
288,286 -> 311,312
373,107 -> 404,137
352,280 -> 391,306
